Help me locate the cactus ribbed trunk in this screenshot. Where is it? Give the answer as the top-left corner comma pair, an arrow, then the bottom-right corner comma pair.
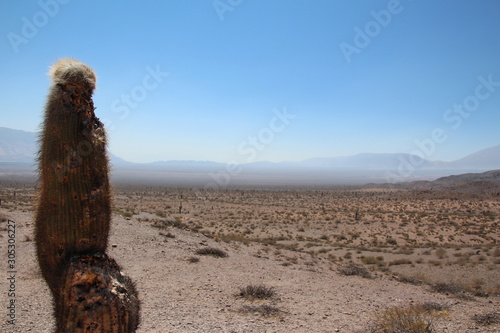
35,59 -> 139,332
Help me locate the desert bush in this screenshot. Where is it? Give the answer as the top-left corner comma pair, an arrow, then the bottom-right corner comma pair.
386,238 -> 398,246
472,312 -> 500,326
159,231 -> 175,238
431,282 -> 465,295
216,233 -> 251,245
389,258 -> 413,266
427,259 -> 442,266
361,256 -> 385,266
394,247 -> 414,255
153,217 -> 188,230
421,302 -> 449,312
238,304 -> 283,317
338,264 -> 372,279
435,248 -> 447,259
121,210 -> 134,218
185,256 -> 200,263
396,274 -> 426,286
155,210 -> 166,218
238,284 -> 276,300
195,247 -> 228,258
368,304 -> 444,333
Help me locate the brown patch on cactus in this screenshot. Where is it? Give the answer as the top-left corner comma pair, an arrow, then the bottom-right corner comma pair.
56,254 -> 140,333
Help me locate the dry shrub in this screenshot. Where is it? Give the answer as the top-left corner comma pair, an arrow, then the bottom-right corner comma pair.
435,248 -> 447,259
472,312 -> 500,326
421,302 -> 449,312
159,231 -> 175,238
396,275 -> 425,286
153,217 -> 188,230
368,304 -> 447,333
431,282 -> 465,295
389,258 -> 413,266
338,264 -> 372,279
361,256 -> 385,266
238,304 -> 283,317
238,284 -> 276,300
195,247 -> 228,258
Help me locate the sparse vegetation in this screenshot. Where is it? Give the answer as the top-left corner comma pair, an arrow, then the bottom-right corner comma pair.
3,179 -> 499,331
472,312 -> 500,326
367,303 -> 447,333
238,304 -> 283,317
338,264 -> 372,279
238,284 -> 276,300
389,258 -> 413,266
361,256 -> 385,266
431,282 -> 465,295
195,247 -> 228,258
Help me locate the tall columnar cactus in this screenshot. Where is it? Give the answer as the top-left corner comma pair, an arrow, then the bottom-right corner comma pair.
35,58 -> 140,332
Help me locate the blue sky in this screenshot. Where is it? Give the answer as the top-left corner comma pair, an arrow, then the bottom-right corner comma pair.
1,0 -> 500,163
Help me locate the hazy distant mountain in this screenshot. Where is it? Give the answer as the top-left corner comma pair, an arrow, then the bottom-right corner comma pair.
433,169 -> 500,185
1,127 -> 499,183
300,153 -> 436,170
383,169 -> 500,195
0,127 -> 37,163
446,145 -> 500,170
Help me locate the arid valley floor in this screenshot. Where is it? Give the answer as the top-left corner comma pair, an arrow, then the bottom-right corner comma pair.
1,179 -> 499,332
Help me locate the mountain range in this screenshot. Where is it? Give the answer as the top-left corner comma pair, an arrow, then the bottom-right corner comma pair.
1,127 -> 499,184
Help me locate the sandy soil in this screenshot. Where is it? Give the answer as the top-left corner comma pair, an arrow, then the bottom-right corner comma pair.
1,185 -> 499,332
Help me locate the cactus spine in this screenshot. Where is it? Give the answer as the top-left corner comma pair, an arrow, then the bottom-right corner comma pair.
35,58 -> 140,332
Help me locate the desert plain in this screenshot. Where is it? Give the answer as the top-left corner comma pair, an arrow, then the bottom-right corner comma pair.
1,177 -> 499,332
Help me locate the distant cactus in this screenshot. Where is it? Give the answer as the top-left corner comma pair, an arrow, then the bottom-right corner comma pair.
35,58 -> 140,332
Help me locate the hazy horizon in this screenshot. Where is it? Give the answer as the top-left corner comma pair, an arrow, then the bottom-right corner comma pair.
2,126 -> 499,166
2,1 -> 500,164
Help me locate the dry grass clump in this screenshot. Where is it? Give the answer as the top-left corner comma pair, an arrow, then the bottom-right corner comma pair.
472,312 -> 500,326
421,302 -> 449,312
395,274 -> 426,286
238,304 -> 283,317
389,258 -> 413,266
338,264 -> 372,279
238,284 -> 276,300
184,256 -> 200,263
159,231 -> 175,238
361,256 -> 385,266
152,217 -> 188,230
195,247 -> 228,258
431,282 -> 465,295
435,248 -> 447,259
367,303 -> 448,333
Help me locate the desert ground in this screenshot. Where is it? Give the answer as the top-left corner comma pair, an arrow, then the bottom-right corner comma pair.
1,179 -> 499,332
